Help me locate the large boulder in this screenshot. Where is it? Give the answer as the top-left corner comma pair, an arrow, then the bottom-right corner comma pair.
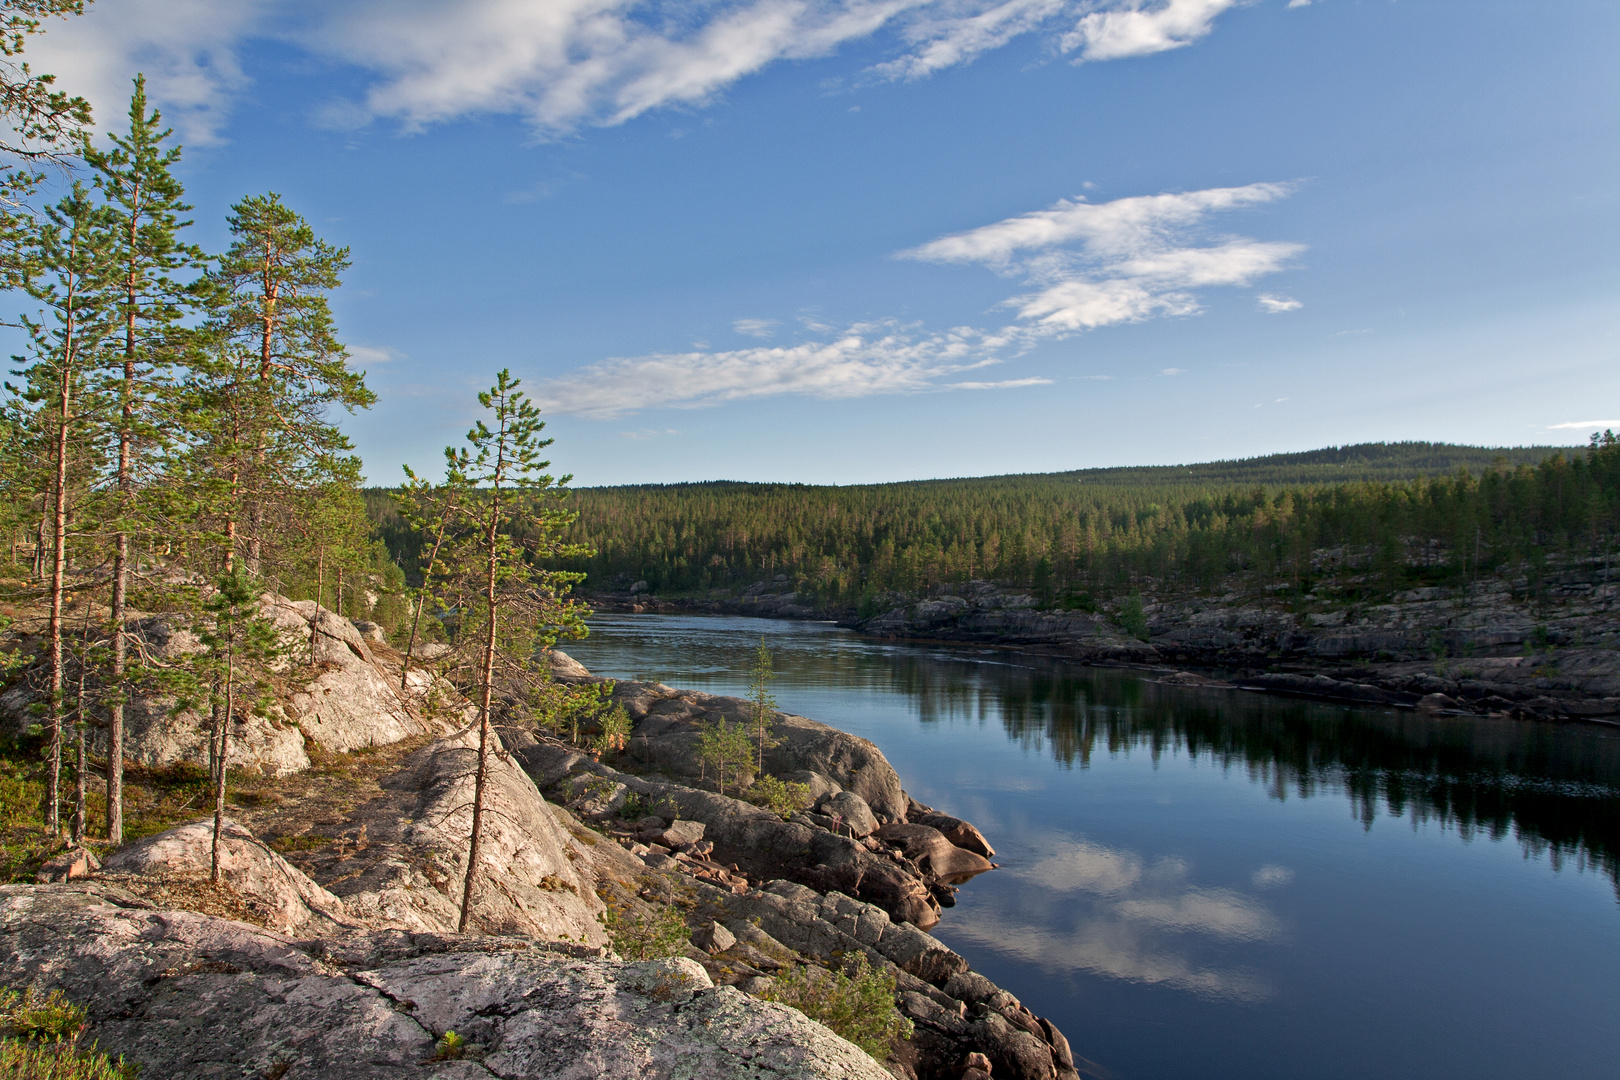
0,884 -> 892,1080
613,682 -> 907,821
260,595 -> 449,752
293,728 -> 608,946
100,818 -> 356,936
875,824 -> 996,884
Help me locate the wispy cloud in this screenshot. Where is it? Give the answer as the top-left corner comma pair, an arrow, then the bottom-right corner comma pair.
871,0 -> 1069,82
903,182 -> 1302,331
534,320 -> 1035,418
1549,419 -> 1620,430
538,182 -> 1298,417
37,1 -> 1250,144
619,428 -> 682,440
348,344 -> 405,365
733,317 -> 780,339
1257,293 -> 1302,313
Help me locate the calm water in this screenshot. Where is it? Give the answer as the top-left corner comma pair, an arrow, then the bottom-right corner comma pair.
564,614 -> 1620,1080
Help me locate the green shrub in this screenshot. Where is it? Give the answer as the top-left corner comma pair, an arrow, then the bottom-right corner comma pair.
601,902 -> 689,961
745,775 -> 813,819
1116,592 -> 1148,640
432,1031 -> 464,1061
759,955 -> 913,1061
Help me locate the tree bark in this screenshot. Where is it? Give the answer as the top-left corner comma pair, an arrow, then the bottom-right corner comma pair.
211,642 -> 234,884
44,359 -> 73,837
458,493 -> 501,934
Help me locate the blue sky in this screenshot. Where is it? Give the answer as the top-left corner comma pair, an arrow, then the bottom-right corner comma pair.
27,0 -> 1620,484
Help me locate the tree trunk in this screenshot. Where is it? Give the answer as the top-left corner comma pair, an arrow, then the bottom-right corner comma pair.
45,364 -> 73,837
311,548 -> 323,664
458,500 -> 501,934
211,643 -> 234,884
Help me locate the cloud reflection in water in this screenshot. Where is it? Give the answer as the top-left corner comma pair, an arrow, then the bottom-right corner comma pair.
948,836 -> 1288,1002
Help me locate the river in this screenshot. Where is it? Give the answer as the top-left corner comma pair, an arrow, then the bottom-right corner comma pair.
563,613 -> 1620,1080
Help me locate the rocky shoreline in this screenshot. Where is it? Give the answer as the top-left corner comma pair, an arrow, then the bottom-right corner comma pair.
1,598 -> 1079,1080
588,556 -> 1620,726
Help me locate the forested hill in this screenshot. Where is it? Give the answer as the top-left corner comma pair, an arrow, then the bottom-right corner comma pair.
1046,441 -> 1563,487
366,439 -> 1614,612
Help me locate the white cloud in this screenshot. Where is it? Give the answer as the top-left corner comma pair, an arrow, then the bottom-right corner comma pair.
1549,419 -> 1620,430
1060,0 -> 1239,63
23,0 -> 274,146
1287,0 -> 1311,8
1257,292 -> 1302,312
870,0 -> 1068,82
902,183 -> 1293,266
904,183 -> 1301,332
733,317 -> 780,338
534,320 -> 1035,418
1251,864 -> 1294,888
348,344 -> 405,365
1160,366 -> 1185,375
535,181 -> 1299,416
947,376 -> 1053,389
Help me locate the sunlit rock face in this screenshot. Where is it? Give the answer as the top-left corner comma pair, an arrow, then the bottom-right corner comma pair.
0,884 -> 892,1080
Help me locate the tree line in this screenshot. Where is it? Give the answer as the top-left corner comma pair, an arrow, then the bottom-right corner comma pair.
458,439 -> 1619,610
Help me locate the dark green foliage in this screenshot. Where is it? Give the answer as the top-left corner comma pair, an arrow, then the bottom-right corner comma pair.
362,439 -> 1612,607
759,955 -> 913,1061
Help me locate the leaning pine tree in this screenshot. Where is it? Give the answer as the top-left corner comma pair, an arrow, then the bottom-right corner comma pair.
423,370 -> 591,933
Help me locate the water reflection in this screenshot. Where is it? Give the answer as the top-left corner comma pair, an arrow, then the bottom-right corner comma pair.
957,836 -> 1288,1000
571,615 -> 1620,898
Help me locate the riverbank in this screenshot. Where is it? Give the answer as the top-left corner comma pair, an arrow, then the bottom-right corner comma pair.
586,555 -> 1620,725
0,597 -> 1080,1080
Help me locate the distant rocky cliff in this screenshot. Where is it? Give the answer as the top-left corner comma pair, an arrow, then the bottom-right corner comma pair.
593,555 -> 1620,724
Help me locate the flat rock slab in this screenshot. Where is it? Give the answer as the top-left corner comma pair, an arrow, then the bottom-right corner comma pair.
0,884 -> 891,1080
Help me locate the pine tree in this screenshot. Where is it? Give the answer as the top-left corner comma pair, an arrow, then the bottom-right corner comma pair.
747,635 -> 777,773
426,370 -> 590,932
81,75 -> 203,843
193,570 -> 281,882
199,193 -> 372,577
9,181 -> 113,836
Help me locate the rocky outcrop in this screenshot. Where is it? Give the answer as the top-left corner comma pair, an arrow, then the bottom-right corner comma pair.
856,581 -> 1156,663
0,594 -> 454,776
609,681 -> 908,821
100,818 -> 357,936
283,728 -> 608,946
0,883 -> 892,1080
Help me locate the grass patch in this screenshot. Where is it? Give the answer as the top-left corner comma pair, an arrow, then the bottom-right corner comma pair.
0,987 -> 139,1078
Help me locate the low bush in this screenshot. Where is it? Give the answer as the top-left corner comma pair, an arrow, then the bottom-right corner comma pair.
745,775 -> 813,819
601,902 -> 689,961
759,954 -> 913,1061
